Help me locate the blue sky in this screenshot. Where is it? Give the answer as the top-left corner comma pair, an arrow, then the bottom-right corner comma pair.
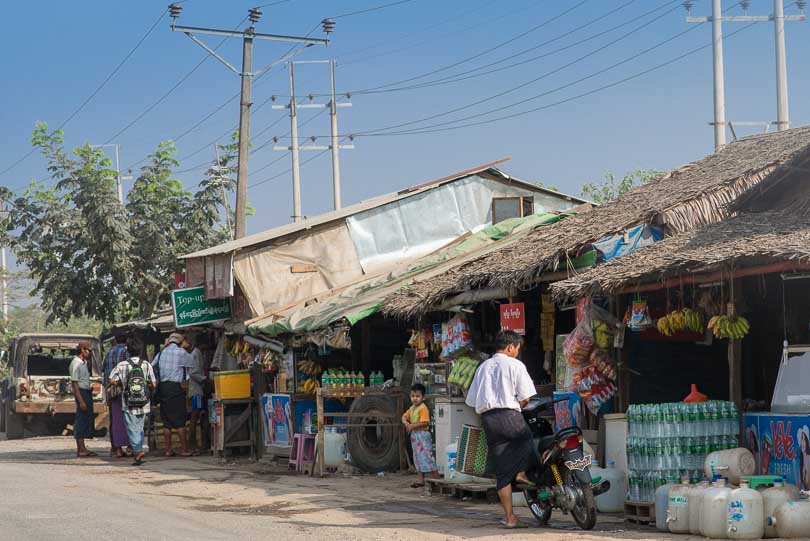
1,0 -> 808,237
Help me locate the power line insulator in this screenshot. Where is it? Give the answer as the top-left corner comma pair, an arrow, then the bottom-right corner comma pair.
322,18 -> 336,34
741,0 -> 751,14
682,1 -> 694,14
797,0 -> 807,12
248,7 -> 263,24
168,3 -> 183,20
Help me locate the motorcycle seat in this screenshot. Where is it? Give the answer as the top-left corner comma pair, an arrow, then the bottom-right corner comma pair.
537,435 -> 556,452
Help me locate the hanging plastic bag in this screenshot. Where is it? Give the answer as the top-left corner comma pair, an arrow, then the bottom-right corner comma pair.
628,298 -> 653,330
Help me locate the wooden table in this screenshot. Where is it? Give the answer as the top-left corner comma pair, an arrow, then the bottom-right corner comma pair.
315,387 -> 407,476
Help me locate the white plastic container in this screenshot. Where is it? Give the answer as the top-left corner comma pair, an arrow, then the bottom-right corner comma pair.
772,500 -> 810,539
603,413 -> 628,473
689,480 -> 711,535
655,482 -> 676,532
727,479 -> 765,540
702,477 -> 733,539
445,442 -> 457,478
323,427 -> 347,467
590,465 -> 626,513
763,479 -> 797,538
667,476 -> 692,534
704,448 -> 756,485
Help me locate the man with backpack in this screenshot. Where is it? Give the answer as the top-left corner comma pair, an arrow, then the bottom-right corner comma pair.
110,343 -> 157,466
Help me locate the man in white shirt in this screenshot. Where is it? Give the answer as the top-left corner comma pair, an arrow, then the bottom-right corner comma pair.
466,330 -> 536,529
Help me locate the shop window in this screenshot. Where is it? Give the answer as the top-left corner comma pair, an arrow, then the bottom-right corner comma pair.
492,196 -> 534,224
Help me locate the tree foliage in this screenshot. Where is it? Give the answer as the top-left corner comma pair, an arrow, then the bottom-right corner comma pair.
580,168 -> 662,205
8,123 -> 235,323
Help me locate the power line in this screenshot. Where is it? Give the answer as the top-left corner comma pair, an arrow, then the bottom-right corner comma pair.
332,0 -> 416,19
362,23 -> 759,137
249,135 -> 345,189
276,0 -> 685,139
352,0 -> 667,95
0,8 -> 167,183
102,14 -> 251,147
340,0 -> 593,95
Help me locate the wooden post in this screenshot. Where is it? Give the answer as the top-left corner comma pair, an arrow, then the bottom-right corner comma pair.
316,388 -> 325,477
360,318 -> 371,377
728,278 -> 743,431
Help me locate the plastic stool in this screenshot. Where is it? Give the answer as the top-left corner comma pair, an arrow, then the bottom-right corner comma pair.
288,434 -> 316,472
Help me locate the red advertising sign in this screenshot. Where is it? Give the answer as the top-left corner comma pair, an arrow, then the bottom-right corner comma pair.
174,272 -> 187,290
500,303 -> 526,335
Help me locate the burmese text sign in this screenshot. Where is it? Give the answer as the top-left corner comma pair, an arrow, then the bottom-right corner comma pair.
172,286 -> 232,328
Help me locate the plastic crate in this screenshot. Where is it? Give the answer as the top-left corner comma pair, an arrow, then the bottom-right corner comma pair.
213,370 -> 251,399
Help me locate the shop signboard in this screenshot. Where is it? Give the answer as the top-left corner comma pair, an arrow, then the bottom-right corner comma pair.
744,412 -> 810,490
500,302 -> 526,335
263,393 -> 293,447
171,286 -> 231,328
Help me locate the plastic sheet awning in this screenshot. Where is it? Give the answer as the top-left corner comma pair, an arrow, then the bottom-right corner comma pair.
247,212 -> 564,338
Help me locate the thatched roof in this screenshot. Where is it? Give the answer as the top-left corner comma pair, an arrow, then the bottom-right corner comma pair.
383,126 -> 810,318
549,210 -> 810,300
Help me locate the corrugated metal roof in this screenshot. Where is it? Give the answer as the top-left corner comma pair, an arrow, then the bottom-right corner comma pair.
181,158 -> 586,259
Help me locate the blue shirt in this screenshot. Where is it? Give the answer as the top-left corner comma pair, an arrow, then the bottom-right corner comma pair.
152,343 -> 194,383
103,343 -> 129,385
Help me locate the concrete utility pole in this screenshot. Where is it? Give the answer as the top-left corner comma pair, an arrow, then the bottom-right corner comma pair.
168,4 -> 332,238
0,196 -> 7,323
273,59 -> 354,218
685,0 -> 805,148
91,144 -> 133,204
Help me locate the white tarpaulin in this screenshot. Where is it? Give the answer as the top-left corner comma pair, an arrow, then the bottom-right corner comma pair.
346,175 -> 540,274
233,223 -> 363,316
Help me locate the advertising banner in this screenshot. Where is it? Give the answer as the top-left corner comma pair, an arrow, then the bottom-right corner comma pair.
744,412 -> 810,490
263,393 -> 293,447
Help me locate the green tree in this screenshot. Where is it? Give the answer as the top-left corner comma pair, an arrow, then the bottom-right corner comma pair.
580,168 -> 662,204
7,123 -> 234,323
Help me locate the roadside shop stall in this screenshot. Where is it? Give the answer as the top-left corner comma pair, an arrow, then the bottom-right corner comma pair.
549,207 -> 810,529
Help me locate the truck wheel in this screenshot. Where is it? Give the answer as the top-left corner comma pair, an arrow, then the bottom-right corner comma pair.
5,398 -> 24,439
346,395 -> 401,473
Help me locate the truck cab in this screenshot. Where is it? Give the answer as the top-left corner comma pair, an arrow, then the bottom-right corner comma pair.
1,334 -> 104,439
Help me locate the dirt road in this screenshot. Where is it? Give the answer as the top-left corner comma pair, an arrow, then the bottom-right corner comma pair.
0,436 -> 699,540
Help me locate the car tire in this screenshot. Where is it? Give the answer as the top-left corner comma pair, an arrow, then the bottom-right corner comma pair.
346,395 -> 401,473
5,397 -> 24,440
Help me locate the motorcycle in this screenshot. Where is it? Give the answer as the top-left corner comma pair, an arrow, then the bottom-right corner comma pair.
519,395 -> 610,530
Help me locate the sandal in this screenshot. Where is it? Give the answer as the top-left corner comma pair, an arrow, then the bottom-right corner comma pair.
132,455 -> 145,466
77,451 -> 98,458
164,450 -> 177,458
179,451 -> 193,457
410,483 -> 425,488
499,520 -> 529,530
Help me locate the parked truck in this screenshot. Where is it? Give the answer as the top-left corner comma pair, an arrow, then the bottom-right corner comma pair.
1,334 -> 104,439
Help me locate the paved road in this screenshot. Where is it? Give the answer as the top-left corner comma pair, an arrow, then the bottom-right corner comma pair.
0,436 -> 670,541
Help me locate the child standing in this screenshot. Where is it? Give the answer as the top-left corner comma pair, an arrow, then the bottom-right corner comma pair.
402,383 -> 439,488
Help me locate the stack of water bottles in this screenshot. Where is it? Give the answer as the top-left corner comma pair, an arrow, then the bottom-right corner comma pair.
626,401 -> 740,502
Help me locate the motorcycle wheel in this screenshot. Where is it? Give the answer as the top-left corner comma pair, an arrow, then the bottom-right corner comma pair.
524,489 -> 552,526
566,470 -> 596,531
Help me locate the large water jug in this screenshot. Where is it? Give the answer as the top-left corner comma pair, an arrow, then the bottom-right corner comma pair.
727,479 -> 765,540
772,501 -> 810,539
655,481 -> 676,532
590,465 -> 626,513
701,477 -> 732,539
323,427 -> 347,467
667,476 -> 692,533
689,480 -> 711,534
763,479 -> 797,538
704,448 -> 756,485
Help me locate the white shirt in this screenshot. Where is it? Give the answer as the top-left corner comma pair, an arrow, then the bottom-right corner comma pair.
110,358 -> 157,415
69,356 -> 92,390
465,353 -> 536,414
